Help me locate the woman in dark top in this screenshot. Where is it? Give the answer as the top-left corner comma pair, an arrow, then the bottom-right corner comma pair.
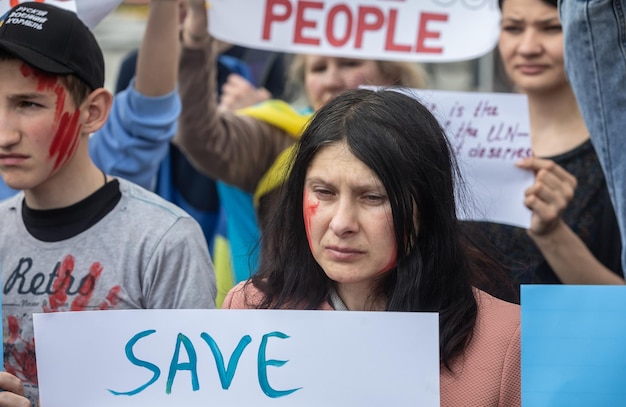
467,0 -> 624,294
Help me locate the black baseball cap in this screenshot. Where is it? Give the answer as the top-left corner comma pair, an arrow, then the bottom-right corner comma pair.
0,2 -> 104,90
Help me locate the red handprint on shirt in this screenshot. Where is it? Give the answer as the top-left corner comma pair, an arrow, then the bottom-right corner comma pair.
4,254 -> 121,385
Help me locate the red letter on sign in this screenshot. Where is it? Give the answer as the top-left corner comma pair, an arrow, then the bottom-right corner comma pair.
355,6 -> 384,49
294,1 -> 323,45
263,0 -> 293,40
326,4 -> 353,47
416,12 -> 448,54
385,9 -> 411,52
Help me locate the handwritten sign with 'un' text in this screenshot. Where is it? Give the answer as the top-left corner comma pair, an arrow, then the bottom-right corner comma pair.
366,87 -> 534,228
420,89 -> 533,228
34,309 -> 440,406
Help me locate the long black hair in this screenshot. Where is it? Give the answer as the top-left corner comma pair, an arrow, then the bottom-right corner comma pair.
250,88 -> 478,370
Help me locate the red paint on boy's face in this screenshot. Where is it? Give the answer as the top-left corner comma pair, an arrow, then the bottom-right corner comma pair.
303,189 -> 320,251
49,109 -> 81,171
19,64 -> 83,171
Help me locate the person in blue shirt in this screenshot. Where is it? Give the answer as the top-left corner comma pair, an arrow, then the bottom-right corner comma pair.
113,43 -> 260,254
110,2 -> 286,256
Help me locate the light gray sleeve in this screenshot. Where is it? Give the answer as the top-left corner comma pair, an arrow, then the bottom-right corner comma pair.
143,216 -> 217,309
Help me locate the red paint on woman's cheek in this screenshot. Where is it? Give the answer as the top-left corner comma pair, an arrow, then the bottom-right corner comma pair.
375,225 -> 398,276
378,244 -> 398,276
303,190 -> 320,251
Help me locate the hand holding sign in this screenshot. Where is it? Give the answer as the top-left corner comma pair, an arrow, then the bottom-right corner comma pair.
181,0 -> 209,47
185,0 -> 206,17
516,157 -> 577,236
0,372 -> 29,407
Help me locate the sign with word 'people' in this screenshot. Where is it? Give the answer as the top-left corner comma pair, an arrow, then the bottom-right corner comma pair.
34,309 -> 440,406
208,0 -> 501,62
0,0 -> 123,28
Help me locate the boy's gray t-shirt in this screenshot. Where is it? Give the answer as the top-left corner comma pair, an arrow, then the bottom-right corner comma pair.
0,178 -> 217,403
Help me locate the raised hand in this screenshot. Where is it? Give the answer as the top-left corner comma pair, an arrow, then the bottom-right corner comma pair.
516,157 -> 577,236
219,74 -> 272,111
182,0 -> 209,47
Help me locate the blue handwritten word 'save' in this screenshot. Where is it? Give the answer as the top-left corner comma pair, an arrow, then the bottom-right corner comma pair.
107,330 -> 302,398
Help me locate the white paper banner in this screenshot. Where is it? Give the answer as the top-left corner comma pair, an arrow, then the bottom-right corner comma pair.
208,0 -> 501,62
0,0 -> 123,28
34,309 -> 440,406
421,89 -> 533,228
366,87 -> 533,228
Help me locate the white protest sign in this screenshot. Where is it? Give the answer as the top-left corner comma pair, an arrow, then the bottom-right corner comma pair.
0,0 -> 122,28
74,0 -> 122,28
34,309 -> 440,406
424,89 -> 533,228
208,0 -> 501,62
367,87 -> 533,228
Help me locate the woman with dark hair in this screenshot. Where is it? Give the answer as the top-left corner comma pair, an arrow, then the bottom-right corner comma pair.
174,0 -> 429,306
223,89 -> 521,406
468,0 -> 624,287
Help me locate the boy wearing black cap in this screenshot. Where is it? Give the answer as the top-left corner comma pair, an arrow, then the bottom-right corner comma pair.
0,2 -> 217,404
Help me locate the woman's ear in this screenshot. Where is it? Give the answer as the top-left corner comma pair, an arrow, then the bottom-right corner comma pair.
80,88 -> 113,135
